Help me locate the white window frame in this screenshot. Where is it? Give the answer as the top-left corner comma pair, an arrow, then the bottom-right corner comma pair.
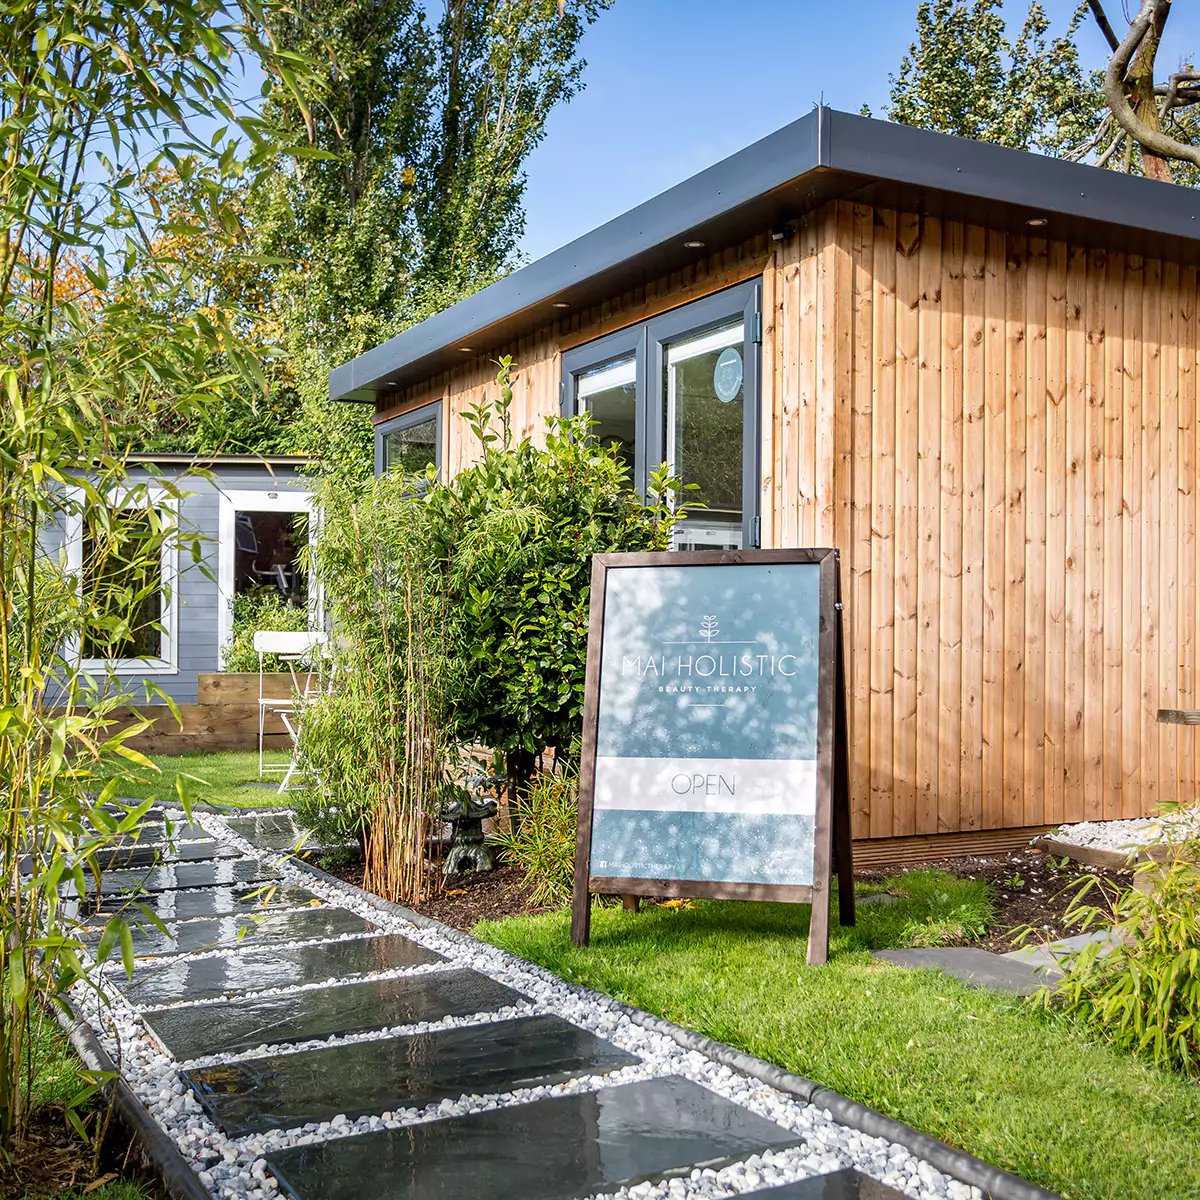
217,488 -> 318,655
65,485 -> 180,675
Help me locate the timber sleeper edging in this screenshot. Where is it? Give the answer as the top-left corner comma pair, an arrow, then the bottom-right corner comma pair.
290,856 -> 1064,1200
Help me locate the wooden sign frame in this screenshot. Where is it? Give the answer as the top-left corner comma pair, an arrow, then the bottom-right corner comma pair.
570,547 -> 854,965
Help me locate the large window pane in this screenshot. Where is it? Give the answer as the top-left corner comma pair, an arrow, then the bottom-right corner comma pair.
234,510 -> 308,606
383,415 -> 438,475
82,507 -> 164,660
577,356 -> 636,478
665,322 -> 744,549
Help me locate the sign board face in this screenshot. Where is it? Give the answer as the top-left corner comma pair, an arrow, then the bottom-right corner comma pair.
589,559 -> 822,888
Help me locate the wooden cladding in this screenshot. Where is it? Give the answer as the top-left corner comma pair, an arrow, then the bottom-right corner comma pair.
374,197 -> 1200,840
768,201 -> 1200,839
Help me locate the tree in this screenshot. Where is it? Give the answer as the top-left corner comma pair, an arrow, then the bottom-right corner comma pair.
880,1 -> 1102,155
1086,0 -> 1200,180
0,0 -> 316,1155
251,0 -> 613,474
883,0 -> 1200,185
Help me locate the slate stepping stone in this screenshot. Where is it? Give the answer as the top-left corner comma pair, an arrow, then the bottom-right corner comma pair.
185,1015 -> 638,1136
225,814 -> 312,852
116,933 -> 443,1009
88,905 -> 375,961
742,1170 -> 908,1198
91,841 -> 242,870
143,967 -> 522,1060
872,947 -> 1059,996
86,883 -> 320,922
80,858 -> 278,895
111,819 -> 210,844
265,1074 -> 800,1200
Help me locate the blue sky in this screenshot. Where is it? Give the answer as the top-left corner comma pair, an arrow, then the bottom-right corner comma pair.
517,0 -> 1200,262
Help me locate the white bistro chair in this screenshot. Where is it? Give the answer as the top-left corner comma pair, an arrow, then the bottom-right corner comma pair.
254,629 -> 328,790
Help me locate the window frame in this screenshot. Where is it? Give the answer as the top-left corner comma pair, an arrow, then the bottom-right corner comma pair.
561,279 -> 762,545
65,484 -> 180,675
374,400 -> 443,478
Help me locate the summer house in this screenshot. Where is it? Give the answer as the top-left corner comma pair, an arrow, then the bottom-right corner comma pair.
332,107 -> 1200,861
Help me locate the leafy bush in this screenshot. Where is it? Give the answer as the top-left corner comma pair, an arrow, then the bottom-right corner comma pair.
221,588 -> 309,672
423,357 -> 691,787
491,766 -> 579,907
1039,818 -> 1200,1077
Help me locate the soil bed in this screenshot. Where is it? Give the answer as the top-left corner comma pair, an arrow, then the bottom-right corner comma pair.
860,846 -> 1132,952
324,861 -> 551,931
326,846 -> 1132,947
0,1104 -> 161,1200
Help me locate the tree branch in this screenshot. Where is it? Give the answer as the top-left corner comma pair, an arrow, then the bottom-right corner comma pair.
1087,0 -> 1121,53
1104,0 -> 1200,170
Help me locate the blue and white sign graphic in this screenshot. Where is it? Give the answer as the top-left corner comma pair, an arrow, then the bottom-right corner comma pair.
590,562 -> 822,887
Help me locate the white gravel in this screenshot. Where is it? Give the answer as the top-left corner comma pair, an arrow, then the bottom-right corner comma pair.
1047,806 -> 1200,855
69,808 -> 989,1200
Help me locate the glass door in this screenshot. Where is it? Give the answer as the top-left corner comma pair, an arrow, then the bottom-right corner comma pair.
664,320 -> 748,550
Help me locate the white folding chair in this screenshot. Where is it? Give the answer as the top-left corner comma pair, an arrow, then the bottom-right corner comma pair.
254,630 -> 328,783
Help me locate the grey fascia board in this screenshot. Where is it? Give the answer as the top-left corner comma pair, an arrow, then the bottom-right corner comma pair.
332,104 -> 1200,402
329,109 -> 824,401
824,108 -> 1200,241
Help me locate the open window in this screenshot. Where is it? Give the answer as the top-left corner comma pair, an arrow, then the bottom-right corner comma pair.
562,280 -> 761,549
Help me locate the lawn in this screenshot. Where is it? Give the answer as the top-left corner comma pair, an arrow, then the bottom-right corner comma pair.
100,750 -> 293,811
477,876 -> 1200,1200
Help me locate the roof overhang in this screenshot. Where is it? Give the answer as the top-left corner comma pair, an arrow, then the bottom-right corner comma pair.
332,106 -> 1200,403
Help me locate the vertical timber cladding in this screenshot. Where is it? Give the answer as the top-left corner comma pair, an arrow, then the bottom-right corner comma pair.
372,199 -> 1200,840
765,199 -> 1200,840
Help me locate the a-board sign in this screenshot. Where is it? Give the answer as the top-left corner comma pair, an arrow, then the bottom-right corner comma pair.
570,548 -> 853,965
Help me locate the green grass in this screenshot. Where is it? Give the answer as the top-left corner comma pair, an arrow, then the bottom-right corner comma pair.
17,1019 -> 154,1200
477,873 -> 1200,1200
101,750 -> 293,811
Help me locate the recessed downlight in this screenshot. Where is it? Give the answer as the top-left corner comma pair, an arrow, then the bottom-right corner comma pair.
1026,216 -> 1048,228
458,346 -> 473,352
551,301 -> 570,309
683,239 -> 705,249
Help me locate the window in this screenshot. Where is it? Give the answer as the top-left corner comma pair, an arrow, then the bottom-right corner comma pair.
66,488 -> 179,672
217,489 -> 316,656
375,402 -> 442,477
562,280 -> 761,550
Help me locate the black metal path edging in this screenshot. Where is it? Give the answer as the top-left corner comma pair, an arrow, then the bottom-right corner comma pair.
291,856 -> 1064,1200
54,1001 -> 211,1200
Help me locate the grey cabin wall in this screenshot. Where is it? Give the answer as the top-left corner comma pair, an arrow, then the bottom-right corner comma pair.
48,462 -> 312,706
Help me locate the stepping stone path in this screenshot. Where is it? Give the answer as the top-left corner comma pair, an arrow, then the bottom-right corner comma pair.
71,806 -> 997,1200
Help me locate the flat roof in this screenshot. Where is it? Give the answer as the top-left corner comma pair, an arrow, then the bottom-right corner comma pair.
332,106 -> 1200,402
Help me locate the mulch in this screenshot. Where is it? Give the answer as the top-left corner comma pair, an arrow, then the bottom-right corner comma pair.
327,846 -> 1132,946
323,861 -> 552,933
859,846 -> 1132,952
0,1104 -> 162,1200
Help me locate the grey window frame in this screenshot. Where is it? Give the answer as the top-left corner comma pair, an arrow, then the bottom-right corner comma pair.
374,401 -> 443,478
561,279 -> 762,547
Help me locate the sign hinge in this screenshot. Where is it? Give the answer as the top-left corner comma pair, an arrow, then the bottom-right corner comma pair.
751,514 -> 762,547
753,310 -> 763,345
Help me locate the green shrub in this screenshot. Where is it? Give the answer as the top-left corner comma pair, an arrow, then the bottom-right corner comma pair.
423,357 -> 692,788
491,766 -> 579,907
221,588 -> 309,672
299,471 -> 455,897
1039,816 -> 1200,1077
